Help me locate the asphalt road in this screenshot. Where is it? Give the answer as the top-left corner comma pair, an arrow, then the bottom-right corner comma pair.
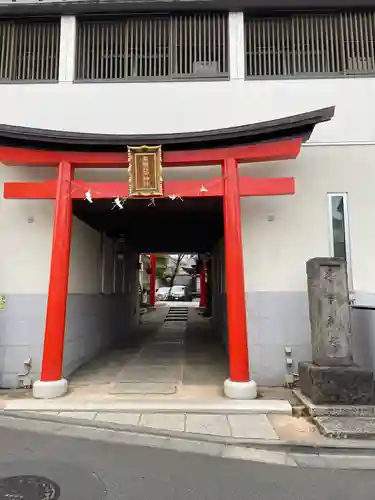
1,427 -> 375,500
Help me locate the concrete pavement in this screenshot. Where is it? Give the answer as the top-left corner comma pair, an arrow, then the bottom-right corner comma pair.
3,423 -> 375,500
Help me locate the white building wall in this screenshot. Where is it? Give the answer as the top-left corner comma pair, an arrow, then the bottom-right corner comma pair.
241,145 -> 375,294
1,12 -> 375,386
0,79 -> 367,141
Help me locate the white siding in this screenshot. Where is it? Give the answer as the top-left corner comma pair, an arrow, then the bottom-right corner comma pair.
0,167 -> 55,294
241,145 -> 375,294
69,217 -> 102,294
0,78 -> 366,141
0,165 -> 103,294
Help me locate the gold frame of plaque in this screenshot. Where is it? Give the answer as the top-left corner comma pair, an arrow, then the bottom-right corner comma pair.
127,145 -> 163,197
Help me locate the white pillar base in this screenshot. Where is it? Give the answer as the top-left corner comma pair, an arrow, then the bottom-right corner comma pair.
224,378 -> 257,400
33,378 -> 68,399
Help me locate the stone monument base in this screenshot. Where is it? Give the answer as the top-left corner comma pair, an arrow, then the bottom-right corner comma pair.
299,362 -> 374,405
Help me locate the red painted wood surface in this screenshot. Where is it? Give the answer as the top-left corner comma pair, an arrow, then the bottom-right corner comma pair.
0,138 -> 302,167
199,265 -> 207,308
40,161 -> 73,382
3,177 -> 294,199
222,158 -> 250,383
149,255 -> 157,306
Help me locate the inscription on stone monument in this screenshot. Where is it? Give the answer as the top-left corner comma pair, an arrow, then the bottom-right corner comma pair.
307,258 -> 353,366
299,257 -> 374,405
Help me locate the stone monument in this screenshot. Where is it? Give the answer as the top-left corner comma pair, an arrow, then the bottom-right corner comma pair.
299,257 -> 374,405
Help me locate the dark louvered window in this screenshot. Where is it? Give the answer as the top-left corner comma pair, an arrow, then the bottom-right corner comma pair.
0,18 -> 60,82
75,14 -> 229,81
245,11 -> 375,78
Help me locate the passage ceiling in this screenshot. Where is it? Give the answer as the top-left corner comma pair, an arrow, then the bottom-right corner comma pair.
73,196 -> 223,253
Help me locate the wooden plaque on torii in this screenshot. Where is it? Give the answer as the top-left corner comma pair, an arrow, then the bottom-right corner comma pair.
127,145 -> 163,197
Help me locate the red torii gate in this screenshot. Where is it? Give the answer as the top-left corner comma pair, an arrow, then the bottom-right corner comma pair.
0,102 -> 335,399
1,139 -> 299,399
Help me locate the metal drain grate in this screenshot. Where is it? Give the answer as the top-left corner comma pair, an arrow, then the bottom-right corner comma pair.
0,475 -> 60,499
0,462 -> 106,500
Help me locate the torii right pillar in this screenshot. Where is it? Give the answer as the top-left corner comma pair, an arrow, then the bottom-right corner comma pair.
222,158 -> 256,399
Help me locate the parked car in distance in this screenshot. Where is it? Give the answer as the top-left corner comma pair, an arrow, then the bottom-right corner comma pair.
156,287 -> 171,301
169,285 -> 189,301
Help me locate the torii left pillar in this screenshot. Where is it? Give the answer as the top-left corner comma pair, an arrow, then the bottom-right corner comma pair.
222,158 -> 256,399
33,161 -> 73,398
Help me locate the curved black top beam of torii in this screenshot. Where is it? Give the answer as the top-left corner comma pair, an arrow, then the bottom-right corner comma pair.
0,106 -> 334,153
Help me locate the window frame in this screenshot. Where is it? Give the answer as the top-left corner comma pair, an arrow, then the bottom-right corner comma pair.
327,192 -> 353,289
0,17 -> 60,84
74,13 -> 230,83
244,11 -> 375,80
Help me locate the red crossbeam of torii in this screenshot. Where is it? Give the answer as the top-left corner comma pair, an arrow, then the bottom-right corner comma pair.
0,138 -> 301,167
1,138 -> 301,199
3,177 -> 295,199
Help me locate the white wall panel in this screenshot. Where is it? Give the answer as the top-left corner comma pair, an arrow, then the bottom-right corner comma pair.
241,145 -> 375,293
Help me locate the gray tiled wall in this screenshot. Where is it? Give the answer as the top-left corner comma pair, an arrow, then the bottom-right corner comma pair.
0,241 -> 140,389
0,291 -> 138,389
210,261 -> 375,386
0,294 -> 47,388
246,292 -> 312,386
63,292 -> 138,377
245,293 -> 375,385
211,240 -> 313,385
351,307 -> 375,374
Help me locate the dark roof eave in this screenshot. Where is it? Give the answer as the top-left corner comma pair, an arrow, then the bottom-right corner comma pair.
1,0 -> 375,16
0,106 -> 334,152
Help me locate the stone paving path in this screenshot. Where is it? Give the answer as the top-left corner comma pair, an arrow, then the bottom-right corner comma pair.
68,305 -> 228,396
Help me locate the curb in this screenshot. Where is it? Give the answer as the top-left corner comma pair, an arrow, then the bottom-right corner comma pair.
2,410 -> 375,457
0,400 -> 293,415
